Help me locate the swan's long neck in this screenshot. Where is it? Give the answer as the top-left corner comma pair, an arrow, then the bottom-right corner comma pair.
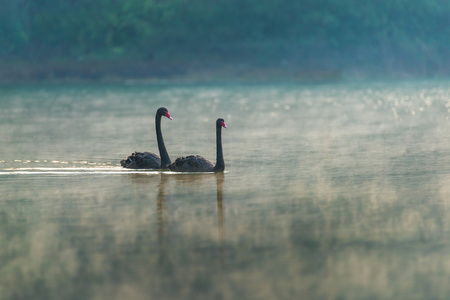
214,124 -> 225,172
156,114 -> 171,167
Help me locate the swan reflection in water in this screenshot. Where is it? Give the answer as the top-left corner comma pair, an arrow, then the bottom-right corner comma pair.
157,174 -> 170,265
155,173 -> 227,265
215,173 -> 227,263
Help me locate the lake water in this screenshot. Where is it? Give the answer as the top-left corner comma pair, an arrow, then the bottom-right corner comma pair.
1,79 -> 450,300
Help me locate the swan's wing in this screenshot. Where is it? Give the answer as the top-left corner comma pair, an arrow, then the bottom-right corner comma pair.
121,152 -> 161,169
169,155 -> 214,172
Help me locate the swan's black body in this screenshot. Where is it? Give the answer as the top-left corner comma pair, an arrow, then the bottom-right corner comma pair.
121,107 -> 172,169
168,118 -> 227,172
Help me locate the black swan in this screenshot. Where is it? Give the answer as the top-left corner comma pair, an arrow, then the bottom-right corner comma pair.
121,107 -> 172,169
168,118 -> 227,172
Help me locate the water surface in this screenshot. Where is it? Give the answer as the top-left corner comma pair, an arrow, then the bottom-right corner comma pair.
1,80 -> 450,299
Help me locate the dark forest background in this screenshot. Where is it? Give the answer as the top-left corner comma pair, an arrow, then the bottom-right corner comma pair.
1,0 -> 449,80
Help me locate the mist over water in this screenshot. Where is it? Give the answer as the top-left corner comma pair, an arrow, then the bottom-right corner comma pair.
1,80 -> 450,299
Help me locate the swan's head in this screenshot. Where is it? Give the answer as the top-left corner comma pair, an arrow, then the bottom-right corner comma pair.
217,118 -> 227,128
157,107 -> 173,120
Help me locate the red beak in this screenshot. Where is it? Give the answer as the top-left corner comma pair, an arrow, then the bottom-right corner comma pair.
165,111 -> 173,120
221,121 -> 227,128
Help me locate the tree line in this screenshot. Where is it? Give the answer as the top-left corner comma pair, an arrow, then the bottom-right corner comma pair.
1,0 -> 449,74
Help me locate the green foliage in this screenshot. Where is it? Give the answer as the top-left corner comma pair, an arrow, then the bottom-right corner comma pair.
0,0 -> 449,73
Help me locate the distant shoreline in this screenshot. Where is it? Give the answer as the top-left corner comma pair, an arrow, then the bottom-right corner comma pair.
1,59 -> 448,84
0,59 -> 344,84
